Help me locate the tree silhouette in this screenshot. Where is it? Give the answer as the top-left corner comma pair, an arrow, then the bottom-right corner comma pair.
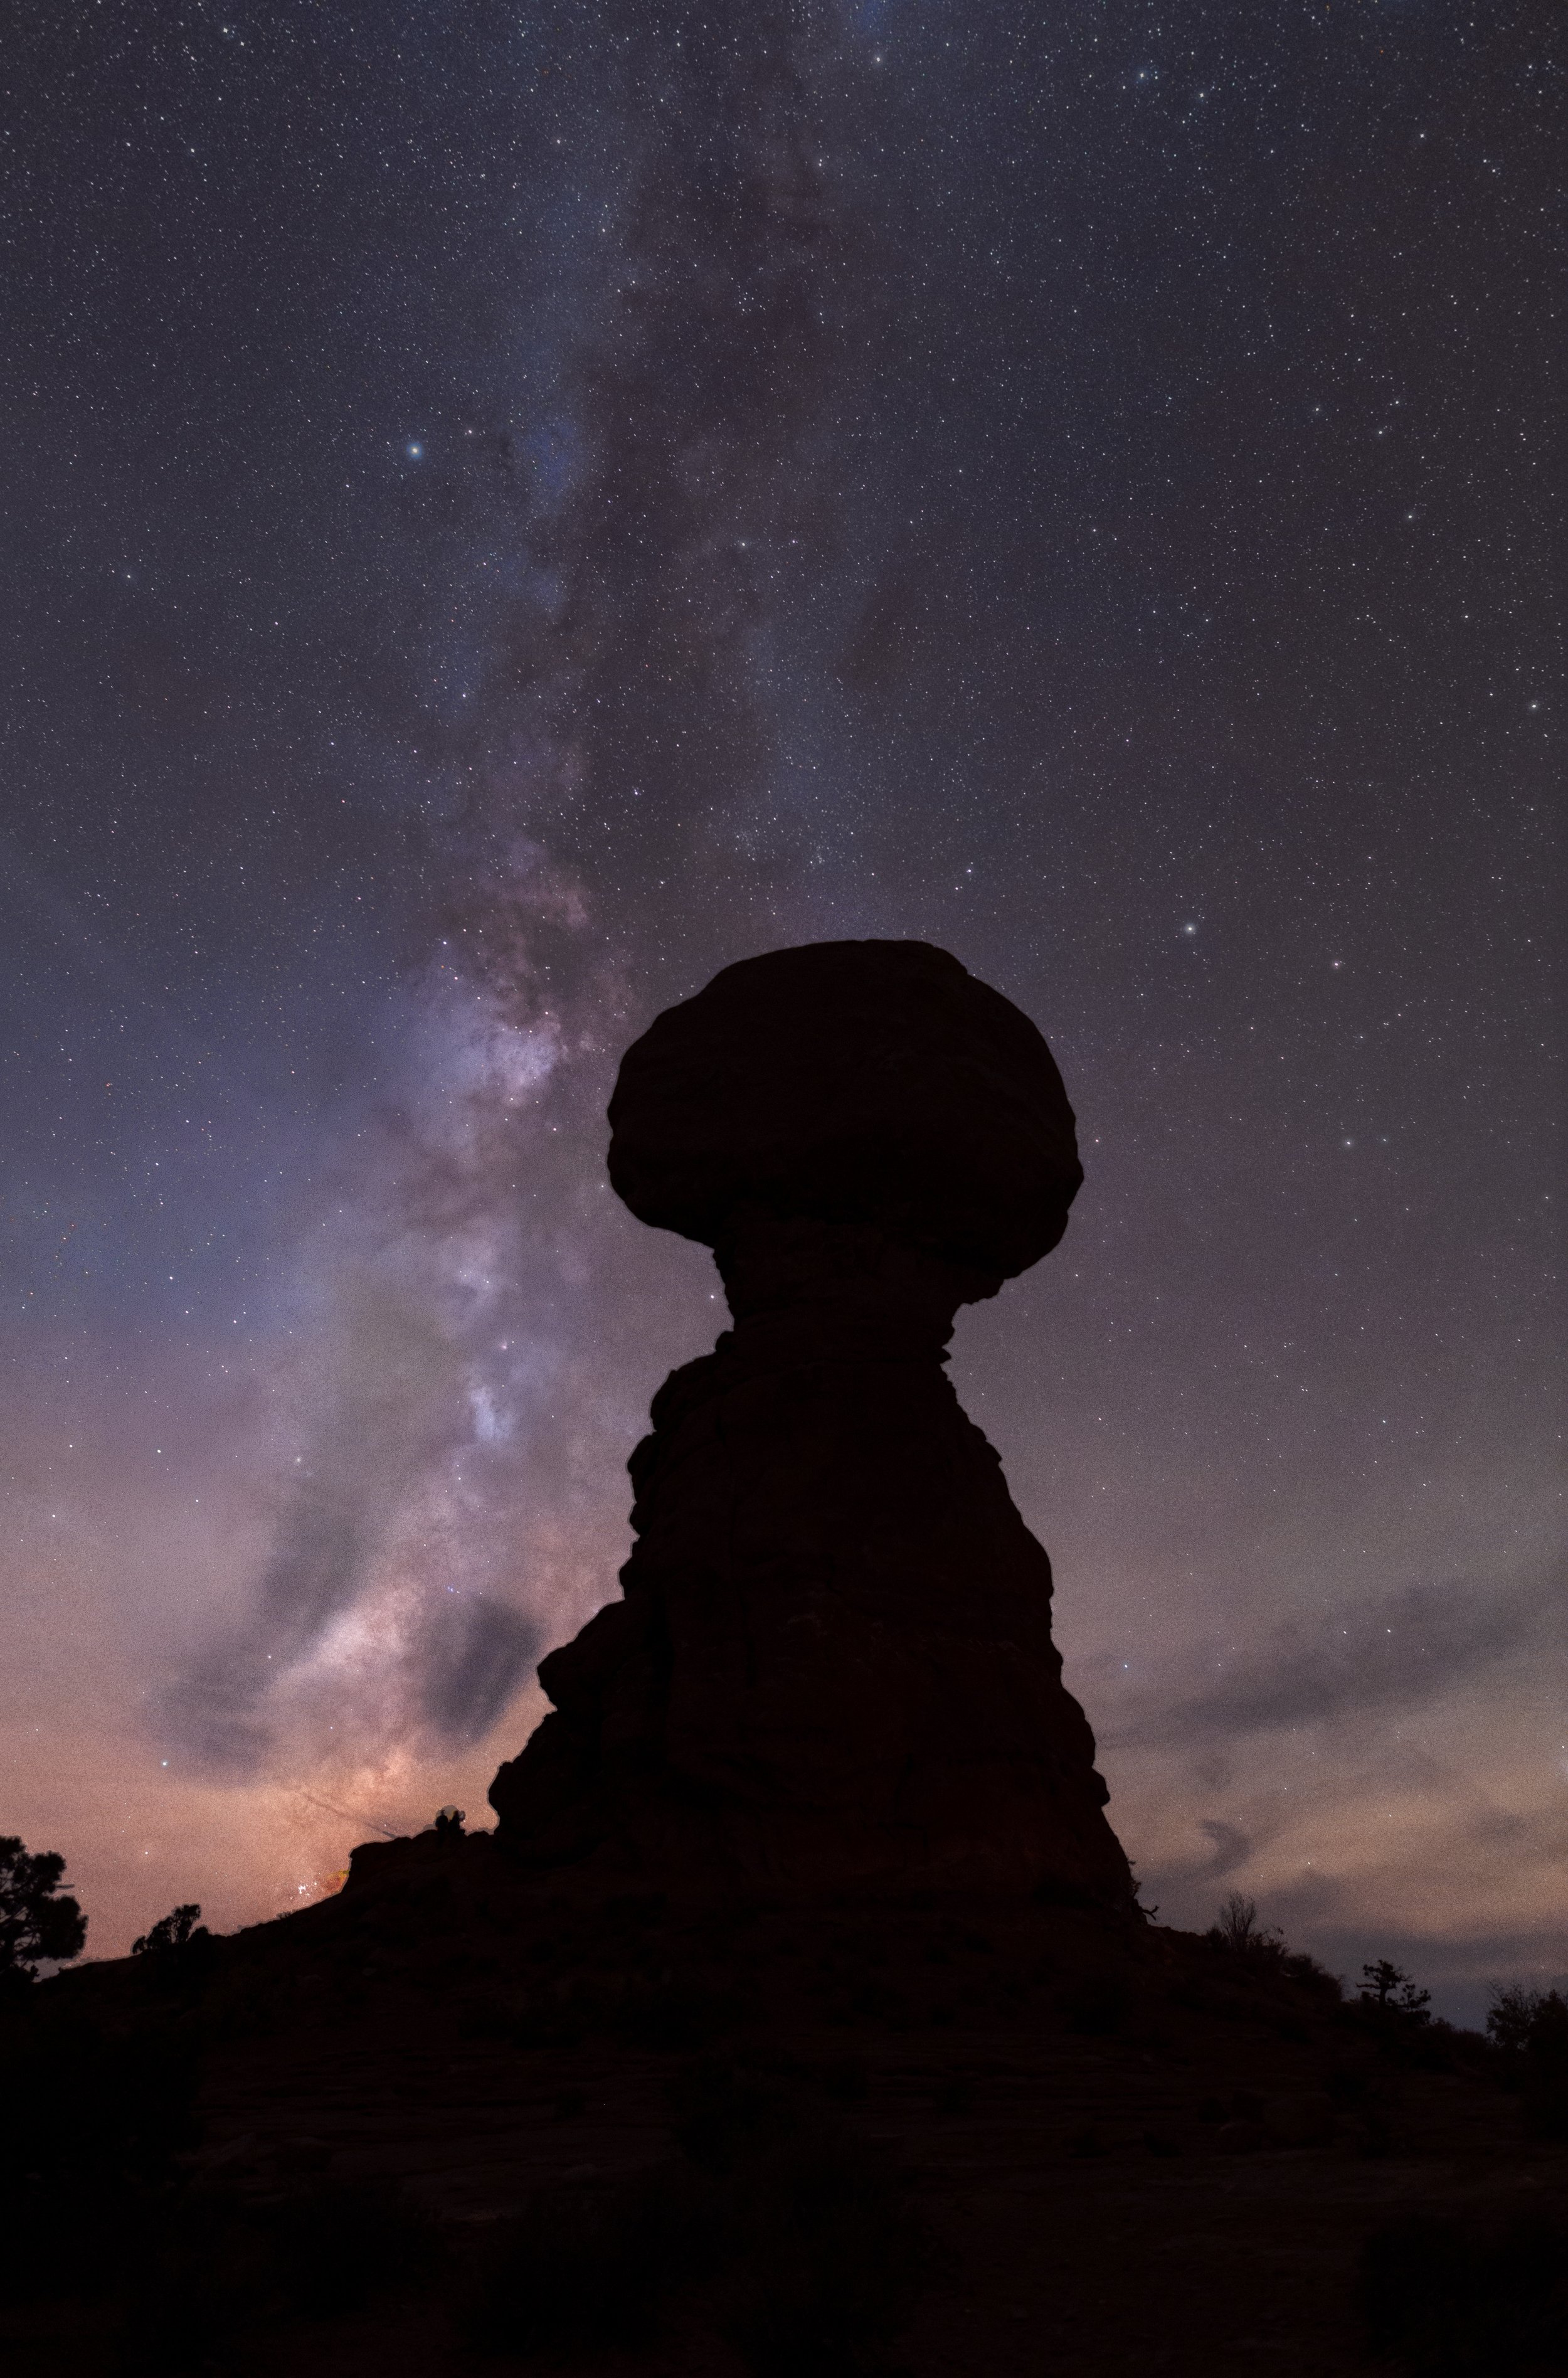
0,1834 -> 87,1980
1360,1958 -> 1431,2019
1209,1892 -> 1283,1958
1486,1983 -> 1567,2055
132,1903 -> 209,1957
1488,1985 -> 1568,2140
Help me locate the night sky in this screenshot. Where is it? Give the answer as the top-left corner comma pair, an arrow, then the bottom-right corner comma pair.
3,1 -> 1560,2018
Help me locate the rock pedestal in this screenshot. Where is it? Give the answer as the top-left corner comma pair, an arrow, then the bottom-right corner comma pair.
489,940 -> 1132,1904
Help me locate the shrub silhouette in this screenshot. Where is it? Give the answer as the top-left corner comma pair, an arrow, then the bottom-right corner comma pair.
1207,1891 -> 1284,1960
1487,1983 -> 1553,2056
0,1834 -> 87,1982
1525,1998 -> 1568,2141
132,1902 -> 209,1958
1197,1896 -> 1340,2007
1488,1985 -> 1568,2141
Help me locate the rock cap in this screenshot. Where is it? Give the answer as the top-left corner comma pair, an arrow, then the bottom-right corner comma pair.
607,940 -> 1082,1282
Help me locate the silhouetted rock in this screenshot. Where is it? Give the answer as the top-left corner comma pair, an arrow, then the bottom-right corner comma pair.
605,938 -> 1085,1283
490,940 -> 1132,1904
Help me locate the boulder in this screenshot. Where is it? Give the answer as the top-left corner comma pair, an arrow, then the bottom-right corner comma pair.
607,938 -> 1083,1286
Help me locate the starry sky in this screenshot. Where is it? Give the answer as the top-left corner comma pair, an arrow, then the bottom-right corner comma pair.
3,1 -> 1560,2019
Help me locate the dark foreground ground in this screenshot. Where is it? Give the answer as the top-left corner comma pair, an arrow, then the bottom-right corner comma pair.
4,1834 -> 1564,2375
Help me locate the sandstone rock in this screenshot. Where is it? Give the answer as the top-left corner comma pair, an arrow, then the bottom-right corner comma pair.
606,938 -> 1083,1285
490,940 -> 1132,1906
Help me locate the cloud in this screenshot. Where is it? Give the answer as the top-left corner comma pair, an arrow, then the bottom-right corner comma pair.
1108,1564 -> 1566,1751
416,1594 -> 543,1743
1197,1817 -> 1252,1876
163,1282 -> 473,1768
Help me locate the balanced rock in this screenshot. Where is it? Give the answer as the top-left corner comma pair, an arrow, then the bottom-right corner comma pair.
489,940 -> 1132,1904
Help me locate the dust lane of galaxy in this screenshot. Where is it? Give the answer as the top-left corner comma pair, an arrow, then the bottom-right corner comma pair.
1,2 -> 1559,2020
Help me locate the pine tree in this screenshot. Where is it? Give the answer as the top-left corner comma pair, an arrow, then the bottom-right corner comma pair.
0,1835 -> 87,1980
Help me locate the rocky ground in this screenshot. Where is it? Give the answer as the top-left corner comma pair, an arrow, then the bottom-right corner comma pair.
4,1834 -> 1564,2375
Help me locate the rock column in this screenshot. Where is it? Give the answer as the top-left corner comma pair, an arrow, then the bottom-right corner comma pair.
489,940 -> 1132,1906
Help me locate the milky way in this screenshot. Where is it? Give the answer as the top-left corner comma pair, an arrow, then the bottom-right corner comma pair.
1,1 -> 1559,2017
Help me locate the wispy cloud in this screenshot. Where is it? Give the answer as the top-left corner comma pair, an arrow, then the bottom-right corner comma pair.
1197,1817 -> 1252,1875
1106,1564 -> 1565,1751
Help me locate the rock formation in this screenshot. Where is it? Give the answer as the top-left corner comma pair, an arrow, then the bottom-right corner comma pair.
489,940 -> 1132,1904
